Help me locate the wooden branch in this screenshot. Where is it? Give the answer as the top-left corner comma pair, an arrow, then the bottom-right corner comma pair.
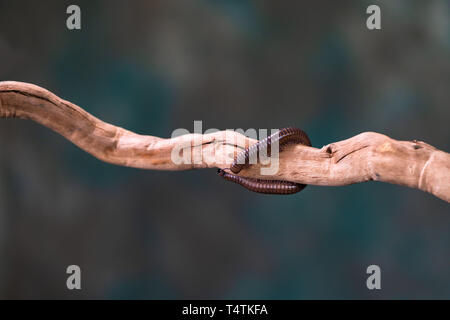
1,81 -> 449,203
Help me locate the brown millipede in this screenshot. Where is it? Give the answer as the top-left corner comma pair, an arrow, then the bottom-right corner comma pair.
219,127 -> 311,195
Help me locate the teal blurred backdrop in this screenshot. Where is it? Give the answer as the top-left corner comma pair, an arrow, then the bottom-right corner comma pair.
0,0 -> 449,299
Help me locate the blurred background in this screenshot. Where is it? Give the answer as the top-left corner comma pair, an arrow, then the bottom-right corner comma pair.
0,0 -> 449,299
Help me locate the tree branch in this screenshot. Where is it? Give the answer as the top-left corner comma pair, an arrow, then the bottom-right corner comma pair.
1,81 -> 449,202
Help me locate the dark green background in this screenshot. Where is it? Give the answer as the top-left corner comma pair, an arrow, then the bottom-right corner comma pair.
0,0 -> 449,299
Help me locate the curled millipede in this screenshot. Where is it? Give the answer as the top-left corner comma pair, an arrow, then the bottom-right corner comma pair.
219,127 -> 311,195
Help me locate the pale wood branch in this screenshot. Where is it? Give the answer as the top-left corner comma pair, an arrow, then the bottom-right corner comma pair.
1,81 -> 449,202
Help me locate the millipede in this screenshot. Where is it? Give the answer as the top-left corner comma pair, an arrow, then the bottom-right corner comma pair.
218,127 -> 311,195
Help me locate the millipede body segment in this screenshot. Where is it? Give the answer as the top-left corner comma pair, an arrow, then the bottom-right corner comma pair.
218,169 -> 306,195
220,127 -> 311,195
230,127 -> 311,174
